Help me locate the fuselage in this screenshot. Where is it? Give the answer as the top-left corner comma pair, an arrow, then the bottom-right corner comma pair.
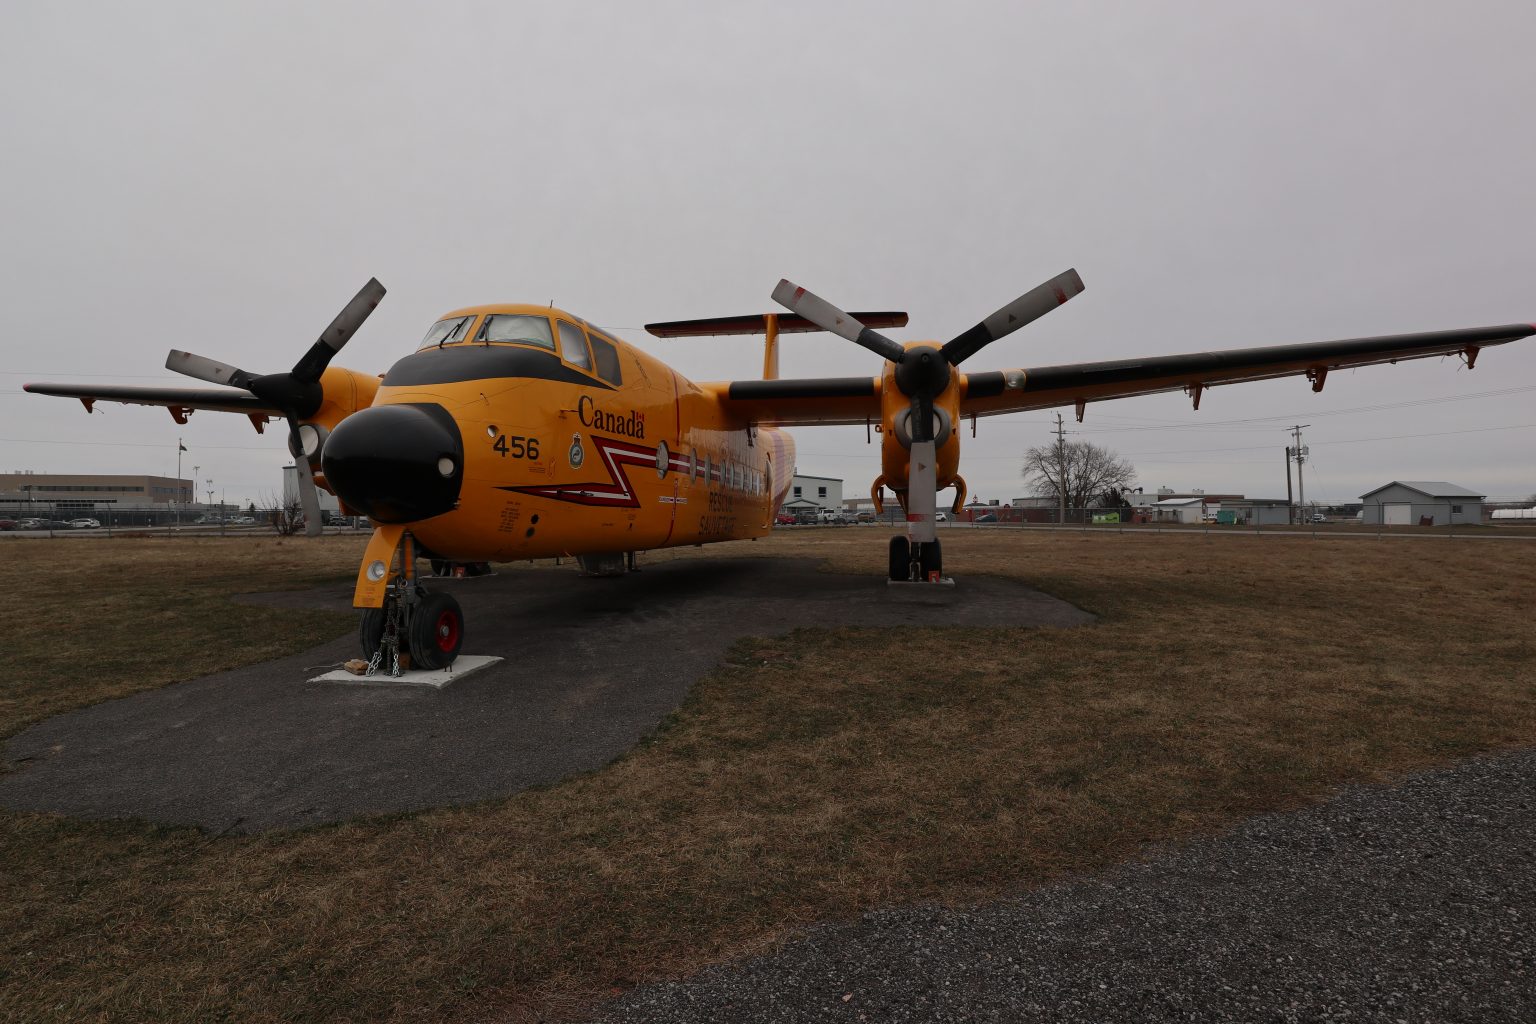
319,303 -> 794,562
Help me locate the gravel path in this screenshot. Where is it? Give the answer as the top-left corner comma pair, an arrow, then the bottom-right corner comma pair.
597,749 -> 1536,1023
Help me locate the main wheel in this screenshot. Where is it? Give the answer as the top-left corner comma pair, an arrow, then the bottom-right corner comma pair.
888,535 -> 911,581
918,538 -> 943,580
408,590 -> 464,671
359,606 -> 387,659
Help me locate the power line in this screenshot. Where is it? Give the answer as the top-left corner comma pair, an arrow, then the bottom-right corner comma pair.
0,437 -> 283,452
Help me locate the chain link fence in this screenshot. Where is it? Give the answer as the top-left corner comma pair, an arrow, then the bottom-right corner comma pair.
0,502 -> 367,538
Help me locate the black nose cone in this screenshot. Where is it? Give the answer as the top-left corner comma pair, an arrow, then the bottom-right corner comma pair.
322,404 -> 464,523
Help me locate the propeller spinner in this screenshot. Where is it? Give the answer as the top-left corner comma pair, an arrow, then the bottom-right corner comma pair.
165,278 -> 386,536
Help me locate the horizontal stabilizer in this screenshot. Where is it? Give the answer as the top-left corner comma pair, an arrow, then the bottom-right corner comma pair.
646,311 -> 907,338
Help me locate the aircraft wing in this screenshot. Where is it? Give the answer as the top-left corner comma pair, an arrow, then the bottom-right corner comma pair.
701,377 -> 883,427
23,382 -> 281,422
960,323 -> 1536,419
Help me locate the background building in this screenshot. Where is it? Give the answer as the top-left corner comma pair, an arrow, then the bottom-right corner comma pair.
1222,499 -> 1293,525
0,472 -> 192,511
789,472 -> 842,512
1359,481 -> 1485,526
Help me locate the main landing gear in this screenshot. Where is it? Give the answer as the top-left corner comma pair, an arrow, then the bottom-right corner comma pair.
888,534 -> 943,582
358,530 -> 465,674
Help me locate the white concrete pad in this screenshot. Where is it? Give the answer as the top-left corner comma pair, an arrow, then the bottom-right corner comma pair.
308,654 -> 503,689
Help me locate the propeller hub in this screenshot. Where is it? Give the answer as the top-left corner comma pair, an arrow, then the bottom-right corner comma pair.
249,373 -> 324,420
322,404 -> 464,523
892,344 -> 952,400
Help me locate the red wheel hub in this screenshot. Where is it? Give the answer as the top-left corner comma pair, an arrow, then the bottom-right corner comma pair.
434,609 -> 461,652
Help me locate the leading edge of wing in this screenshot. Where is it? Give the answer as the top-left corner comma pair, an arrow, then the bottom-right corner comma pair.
23,382 -> 282,416
963,322 -> 1536,415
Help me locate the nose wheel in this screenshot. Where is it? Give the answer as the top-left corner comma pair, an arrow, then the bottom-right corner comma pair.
359,585 -> 465,673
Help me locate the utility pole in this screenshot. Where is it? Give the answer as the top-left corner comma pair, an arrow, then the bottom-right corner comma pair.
1054,412 -> 1068,525
1287,424 -> 1310,524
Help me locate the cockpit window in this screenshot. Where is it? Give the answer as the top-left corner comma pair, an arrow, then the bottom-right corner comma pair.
586,328 -> 624,386
417,315 -> 476,350
475,314 -> 555,350
556,320 -> 593,371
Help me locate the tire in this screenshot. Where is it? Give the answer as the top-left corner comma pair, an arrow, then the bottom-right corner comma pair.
888,535 -> 911,581
408,591 -> 464,671
918,538 -> 943,580
359,606 -> 387,659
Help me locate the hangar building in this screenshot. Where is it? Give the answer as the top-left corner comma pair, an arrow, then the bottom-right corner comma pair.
1359,481 -> 1485,526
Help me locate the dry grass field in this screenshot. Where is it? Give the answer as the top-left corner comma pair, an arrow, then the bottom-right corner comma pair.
2,529 -> 1534,1022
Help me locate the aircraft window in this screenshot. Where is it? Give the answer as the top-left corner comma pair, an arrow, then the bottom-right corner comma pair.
475,314 -> 555,350
587,330 -> 623,386
417,316 -> 476,350
557,321 -> 592,371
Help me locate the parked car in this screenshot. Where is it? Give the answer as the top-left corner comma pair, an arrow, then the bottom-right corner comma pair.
68,518 -> 101,529
16,518 -> 42,530
1311,513 -> 1327,523
935,511 -> 948,522
231,516 -> 256,525
0,519 -> 15,531
974,512 -> 997,523
774,513 -> 795,525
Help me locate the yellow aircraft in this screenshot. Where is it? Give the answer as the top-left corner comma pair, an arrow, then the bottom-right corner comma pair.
26,273 -> 1535,671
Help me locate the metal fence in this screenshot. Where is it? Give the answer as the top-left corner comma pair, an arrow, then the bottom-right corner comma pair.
782,505 -> 1533,538
0,502 -> 366,538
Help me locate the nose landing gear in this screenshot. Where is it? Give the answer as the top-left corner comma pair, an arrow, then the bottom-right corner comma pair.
355,527 -> 466,675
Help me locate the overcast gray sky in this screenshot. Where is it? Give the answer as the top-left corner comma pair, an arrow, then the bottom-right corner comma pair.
4,1 -> 1534,508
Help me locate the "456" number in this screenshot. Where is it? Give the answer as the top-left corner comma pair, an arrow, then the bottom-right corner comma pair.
492,434 -> 540,459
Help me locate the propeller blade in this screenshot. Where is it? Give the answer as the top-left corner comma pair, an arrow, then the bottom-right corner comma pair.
292,277 -> 387,383
165,350 -> 256,391
291,435 -> 325,537
940,268 -> 1085,366
771,279 -> 907,363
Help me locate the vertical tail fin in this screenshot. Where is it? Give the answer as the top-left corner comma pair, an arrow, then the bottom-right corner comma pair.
763,313 -> 780,380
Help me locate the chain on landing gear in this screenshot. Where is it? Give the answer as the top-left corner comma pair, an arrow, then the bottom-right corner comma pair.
365,584 -> 415,678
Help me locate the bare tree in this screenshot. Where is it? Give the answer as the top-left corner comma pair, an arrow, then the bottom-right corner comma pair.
260,489 -> 307,536
1022,439 -> 1137,512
